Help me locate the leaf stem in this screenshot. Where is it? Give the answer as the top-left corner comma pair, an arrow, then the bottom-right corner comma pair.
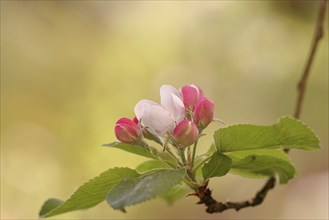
191,140 -> 199,169
179,147 -> 188,165
166,147 -> 183,167
192,155 -> 212,173
183,178 -> 200,190
187,146 -> 192,166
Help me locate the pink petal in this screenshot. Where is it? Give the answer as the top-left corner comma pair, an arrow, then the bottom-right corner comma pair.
181,84 -> 204,111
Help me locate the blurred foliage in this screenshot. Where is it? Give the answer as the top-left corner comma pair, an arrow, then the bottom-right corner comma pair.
1,1 -> 328,219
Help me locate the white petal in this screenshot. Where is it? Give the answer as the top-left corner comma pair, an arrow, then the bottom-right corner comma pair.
141,105 -> 174,136
171,93 -> 185,122
134,99 -> 158,120
160,85 -> 185,123
160,85 -> 182,105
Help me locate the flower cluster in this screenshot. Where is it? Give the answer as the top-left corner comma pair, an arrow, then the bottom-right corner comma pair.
114,85 -> 215,147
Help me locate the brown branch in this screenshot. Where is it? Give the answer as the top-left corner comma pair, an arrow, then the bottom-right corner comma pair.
197,0 -> 327,213
286,0 -> 327,153
294,0 -> 327,119
195,177 -> 276,213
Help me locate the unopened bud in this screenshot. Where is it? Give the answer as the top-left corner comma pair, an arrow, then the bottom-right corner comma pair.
133,116 -> 139,124
181,84 -> 204,111
115,118 -> 140,144
173,120 -> 199,147
194,97 -> 215,129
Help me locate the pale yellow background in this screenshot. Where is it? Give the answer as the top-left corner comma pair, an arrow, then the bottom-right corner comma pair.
1,1 -> 328,219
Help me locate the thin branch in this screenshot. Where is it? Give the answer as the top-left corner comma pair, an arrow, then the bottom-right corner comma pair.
197,0 -> 327,213
286,0 -> 327,153
195,177 -> 276,213
294,0 -> 327,119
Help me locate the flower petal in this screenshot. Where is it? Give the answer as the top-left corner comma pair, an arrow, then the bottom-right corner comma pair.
181,84 -> 204,111
141,105 -> 174,136
160,85 -> 185,123
134,99 -> 158,120
170,93 -> 185,122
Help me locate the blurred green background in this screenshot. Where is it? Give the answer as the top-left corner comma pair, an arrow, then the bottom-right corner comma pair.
1,1 -> 328,219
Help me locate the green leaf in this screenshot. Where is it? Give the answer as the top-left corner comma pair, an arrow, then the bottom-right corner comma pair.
277,117 -> 320,150
214,116 -> 320,152
107,168 -> 186,211
226,149 -> 293,181
39,167 -> 139,218
103,142 -> 157,159
160,184 -> 190,205
156,151 -> 179,168
39,198 -> 63,217
103,142 -> 178,168
206,143 -> 217,155
225,149 -> 291,163
202,152 -> 232,179
231,155 -> 296,184
194,144 -> 226,180
136,160 -> 170,173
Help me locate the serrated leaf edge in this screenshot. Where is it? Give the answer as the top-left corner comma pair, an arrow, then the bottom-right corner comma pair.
41,167 -> 137,217
214,116 -> 321,151
277,116 -> 321,148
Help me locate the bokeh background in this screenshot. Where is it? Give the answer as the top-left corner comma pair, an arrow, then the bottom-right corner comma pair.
1,1 -> 328,219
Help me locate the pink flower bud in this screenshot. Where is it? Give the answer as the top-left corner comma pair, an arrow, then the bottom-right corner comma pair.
115,118 -> 140,144
173,120 -> 199,146
181,84 -> 204,111
133,116 -> 139,125
194,97 -> 215,128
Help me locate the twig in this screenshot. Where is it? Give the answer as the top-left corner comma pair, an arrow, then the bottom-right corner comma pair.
197,0 -> 327,213
195,177 -> 276,213
286,0 -> 327,152
294,0 -> 327,119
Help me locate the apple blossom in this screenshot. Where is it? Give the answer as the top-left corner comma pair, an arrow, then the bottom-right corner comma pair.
134,85 -> 185,137
194,97 -> 215,129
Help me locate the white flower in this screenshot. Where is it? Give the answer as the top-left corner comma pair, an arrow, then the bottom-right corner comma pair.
134,85 -> 185,136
